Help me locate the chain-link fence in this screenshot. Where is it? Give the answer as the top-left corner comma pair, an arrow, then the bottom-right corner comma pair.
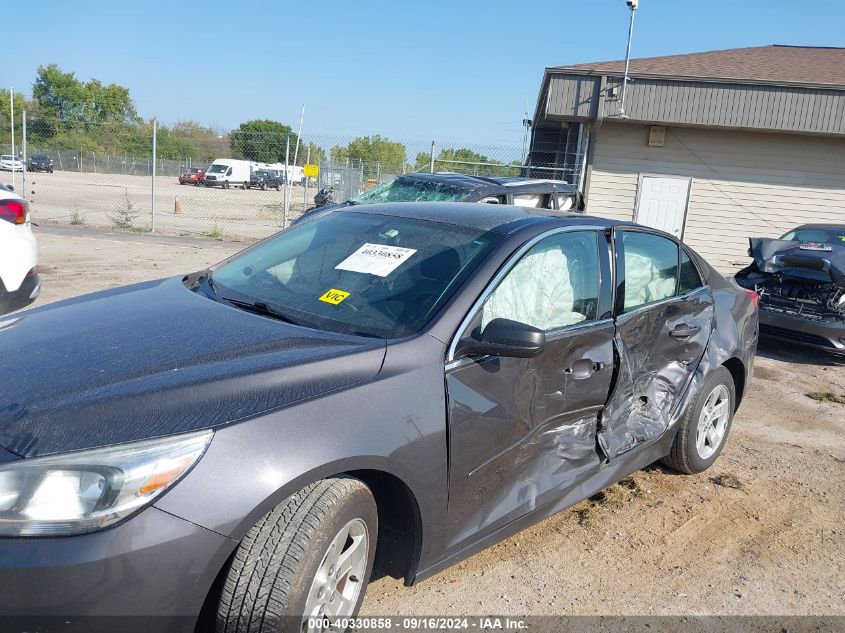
0,113 -> 585,242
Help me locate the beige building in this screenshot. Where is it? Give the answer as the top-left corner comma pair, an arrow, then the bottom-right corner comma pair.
528,45 -> 845,270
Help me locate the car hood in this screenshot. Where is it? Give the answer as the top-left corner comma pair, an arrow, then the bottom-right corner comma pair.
749,237 -> 845,287
0,277 -> 386,457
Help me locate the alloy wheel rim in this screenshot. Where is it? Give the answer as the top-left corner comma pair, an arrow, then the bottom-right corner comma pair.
302,518 -> 369,632
695,384 -> 730,460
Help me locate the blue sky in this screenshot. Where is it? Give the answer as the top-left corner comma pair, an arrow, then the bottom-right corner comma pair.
7,0 -> 844,146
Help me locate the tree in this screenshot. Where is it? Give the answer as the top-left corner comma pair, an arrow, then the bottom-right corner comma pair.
230,119 -> 297,163
331,135 -> 406,178
430,147 -> 516,177
296,142 -> 325,165
32,64 -> 87,122
414,152 -> 431,171
0,89 -> 31,146
31,64 -> 140,143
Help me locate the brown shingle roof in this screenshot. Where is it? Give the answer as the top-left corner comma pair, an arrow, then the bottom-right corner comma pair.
553,45 -> 845,87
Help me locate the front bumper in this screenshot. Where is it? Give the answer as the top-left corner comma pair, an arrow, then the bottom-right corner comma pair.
0,273 -> 40,315
758,306 -> 845,354
0,505 -> 236,631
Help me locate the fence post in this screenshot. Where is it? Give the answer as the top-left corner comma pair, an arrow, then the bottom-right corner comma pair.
22,110 -> 27,200
151,117 -> 157,233
283,134 -> 290,228
429,141 -> 435,173
79,149 -> 82,172
9,88 -> 15,192
304,144 -> 310,211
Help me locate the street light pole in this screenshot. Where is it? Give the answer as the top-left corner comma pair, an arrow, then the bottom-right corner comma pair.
620,0 -> 639,118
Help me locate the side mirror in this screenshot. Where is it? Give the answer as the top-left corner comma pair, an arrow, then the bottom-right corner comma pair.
455,318 -> 546,359
5,184 -> 13,191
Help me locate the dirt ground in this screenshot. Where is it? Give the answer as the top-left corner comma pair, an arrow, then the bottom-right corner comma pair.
23,170 -> 313,241
31,224 -> 845,617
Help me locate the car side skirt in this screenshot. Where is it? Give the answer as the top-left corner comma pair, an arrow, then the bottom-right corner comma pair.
410,425 -> 675,585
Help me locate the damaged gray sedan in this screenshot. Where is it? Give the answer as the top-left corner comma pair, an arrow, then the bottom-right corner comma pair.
0,203 -> 758,631
735,224 -> 845,354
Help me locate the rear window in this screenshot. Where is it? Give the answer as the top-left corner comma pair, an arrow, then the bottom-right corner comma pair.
781,228 -> 845,245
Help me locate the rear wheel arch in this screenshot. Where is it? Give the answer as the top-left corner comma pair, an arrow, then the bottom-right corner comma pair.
721,357 -> 746,411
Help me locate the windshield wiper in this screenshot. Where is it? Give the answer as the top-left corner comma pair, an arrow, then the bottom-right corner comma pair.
220,295 -> 302,326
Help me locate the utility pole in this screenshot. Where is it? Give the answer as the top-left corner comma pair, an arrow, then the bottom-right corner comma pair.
293,104 -> 305,166
620,0 -> 639,118
521,104 -> 532,165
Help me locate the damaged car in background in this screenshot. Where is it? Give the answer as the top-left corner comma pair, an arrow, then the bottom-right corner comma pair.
0,203 -> 757,632
735,224 -> 845,354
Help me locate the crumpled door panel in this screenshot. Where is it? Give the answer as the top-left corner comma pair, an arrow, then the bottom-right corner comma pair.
446,321 -> 614,550
598,291 -> 714,459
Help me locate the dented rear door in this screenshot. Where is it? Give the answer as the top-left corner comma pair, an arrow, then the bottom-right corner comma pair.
598,229 -> 715,460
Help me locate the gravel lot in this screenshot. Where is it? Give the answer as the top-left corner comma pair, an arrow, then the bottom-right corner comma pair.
30,224 -> 845,617
24,170 -> 314,241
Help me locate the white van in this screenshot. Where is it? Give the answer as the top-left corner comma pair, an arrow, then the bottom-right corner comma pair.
266,164 -> 304,185
204,159 -> 252,189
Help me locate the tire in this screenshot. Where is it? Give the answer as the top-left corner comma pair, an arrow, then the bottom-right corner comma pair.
661,366 -> 735,474
224,181 -> 230,189
260,183 -> 266,191
217,477 -> 378,633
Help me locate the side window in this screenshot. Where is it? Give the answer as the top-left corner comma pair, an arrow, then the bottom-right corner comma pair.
555,193 -> 575,211
678,248 -> 704,294
513,194 -> 553,209
621,232 -> 679,312
226,167 -> 233,176
480,231 -> 600,332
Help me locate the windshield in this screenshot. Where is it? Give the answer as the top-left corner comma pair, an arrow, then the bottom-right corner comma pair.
253,171 -> 270,178
781,227 -> 845,245
208,164 -> 227,173
1,156 -> 14,161
350,176 -> 475,204
210,211 -> 501,338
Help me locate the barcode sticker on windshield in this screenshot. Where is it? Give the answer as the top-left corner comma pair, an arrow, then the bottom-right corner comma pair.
335,243 -> 417,277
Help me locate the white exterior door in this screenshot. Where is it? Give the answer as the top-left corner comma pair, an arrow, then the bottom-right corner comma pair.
635,175 -> 691,239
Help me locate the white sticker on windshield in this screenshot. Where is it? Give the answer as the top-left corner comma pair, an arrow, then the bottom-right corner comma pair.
335,243 -> 417,277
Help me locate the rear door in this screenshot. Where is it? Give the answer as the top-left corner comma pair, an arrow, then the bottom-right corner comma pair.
598,229 -> 714,460
445,229 -> 615,550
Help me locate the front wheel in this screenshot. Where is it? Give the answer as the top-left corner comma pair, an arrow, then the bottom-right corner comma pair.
661,366 -> 735,474
216,477 -> 378,633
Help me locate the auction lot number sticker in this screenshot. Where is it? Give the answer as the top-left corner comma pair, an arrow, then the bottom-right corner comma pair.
335,243 -> 417,277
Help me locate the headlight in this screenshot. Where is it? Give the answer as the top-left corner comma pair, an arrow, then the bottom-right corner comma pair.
0,430 -> 212,537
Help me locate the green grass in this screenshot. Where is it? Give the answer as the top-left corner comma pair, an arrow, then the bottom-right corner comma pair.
806,391 -> 845,405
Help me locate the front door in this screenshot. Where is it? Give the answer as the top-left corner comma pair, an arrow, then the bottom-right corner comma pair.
598,229 -> 714,459
635,175 -> 691,239
445,230 -> 614,552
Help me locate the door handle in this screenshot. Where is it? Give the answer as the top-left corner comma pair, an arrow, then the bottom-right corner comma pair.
565,358 -> 602,380
670,324 -> 701,339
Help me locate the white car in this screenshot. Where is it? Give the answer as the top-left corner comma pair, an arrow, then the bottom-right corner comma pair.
0,155 -> 24,172
0,183 -> 40,315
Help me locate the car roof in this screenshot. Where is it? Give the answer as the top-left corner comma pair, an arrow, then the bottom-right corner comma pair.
395,172 -> 577,195
791,224 -> 845,231
0,183 -> 23,200
343,201 -> 625,234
